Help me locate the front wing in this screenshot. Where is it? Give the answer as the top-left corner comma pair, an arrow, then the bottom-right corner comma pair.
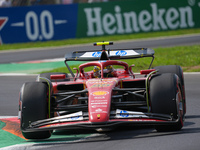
22,110 -> 180,132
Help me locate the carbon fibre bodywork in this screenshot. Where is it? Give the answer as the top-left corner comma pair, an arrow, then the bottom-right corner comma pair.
19,42 -> 185,139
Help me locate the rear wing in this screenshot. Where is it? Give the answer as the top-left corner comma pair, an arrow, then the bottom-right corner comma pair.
64,42 -> 155,77
65,48 -> 155,61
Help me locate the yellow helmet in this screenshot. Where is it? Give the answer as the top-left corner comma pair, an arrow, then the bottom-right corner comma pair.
106,65 -> 113,72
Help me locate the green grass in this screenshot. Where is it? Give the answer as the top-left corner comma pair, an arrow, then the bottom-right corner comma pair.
1,28 -> 199,73
1,28 -> 200,51
42,45 -> 200,73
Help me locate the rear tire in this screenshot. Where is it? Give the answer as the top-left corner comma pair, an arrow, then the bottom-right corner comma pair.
20,82 -> 51,139
150,73 -> 184,132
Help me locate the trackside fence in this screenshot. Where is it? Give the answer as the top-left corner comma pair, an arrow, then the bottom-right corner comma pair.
0,0 -> 200,44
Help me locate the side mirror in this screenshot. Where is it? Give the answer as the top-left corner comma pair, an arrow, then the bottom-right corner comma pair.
73,67 -> 79,72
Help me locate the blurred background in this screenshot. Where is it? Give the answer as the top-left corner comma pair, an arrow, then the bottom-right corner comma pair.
0,0 -> 119,7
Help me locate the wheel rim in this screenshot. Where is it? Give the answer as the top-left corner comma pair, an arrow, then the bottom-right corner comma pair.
177,85 -> 184,125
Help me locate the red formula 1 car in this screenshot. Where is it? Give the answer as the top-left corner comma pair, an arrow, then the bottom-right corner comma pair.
19,42 -> 186,139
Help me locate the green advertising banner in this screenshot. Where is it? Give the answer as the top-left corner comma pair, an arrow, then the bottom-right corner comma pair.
77,0 -> 200,38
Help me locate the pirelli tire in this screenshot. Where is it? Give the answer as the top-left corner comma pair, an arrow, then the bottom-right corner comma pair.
153,65 -> 186,114
20,82 -> 51,139
150,73 -> 184,132
37,72 -> 70,82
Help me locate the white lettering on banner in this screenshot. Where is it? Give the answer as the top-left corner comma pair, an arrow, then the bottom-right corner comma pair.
151,3 -> 167,30
84,8 -> 103,36
166,8 -> 179,29
139,10 -> 152,31
84,3 -> 195,36
123,11 -> 140,33
40,11 -> 54,40
103,13 -> 116,34
179,6 -> 194,28
25,10 -> 54,41
115,6 -> 124,34
26,11 -> 39,41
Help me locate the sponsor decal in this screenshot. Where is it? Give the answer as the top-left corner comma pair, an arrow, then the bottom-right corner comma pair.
91,83 -> 112,88
0,17 -> 8,45
0,17 -> 8,31
91,91 -> 109,96
92,52 -> 102,57
83,3 -> 195,36
91,105 -> 107,108
71,116 -> 80,120
120,110 -> 129,118
0,5 -> 77,44
91,102 -> 107,105
87,79 -> 117,84
116,50 -> 127,56
95,108 -> 102,112
103,79 -> 118,83
94,96 -> 106,99
86,80 -> 99,84
91,99 -> 107,102
116,109 -> 149,118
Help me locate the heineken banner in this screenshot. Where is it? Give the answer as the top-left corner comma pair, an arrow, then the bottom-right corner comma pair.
0,0 -> 200,44
77,0 -> 200,37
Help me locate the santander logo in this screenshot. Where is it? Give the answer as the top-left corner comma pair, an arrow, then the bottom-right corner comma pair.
0,17 -> 8,31
91,91 -> 109,96
0,17 -> 8,44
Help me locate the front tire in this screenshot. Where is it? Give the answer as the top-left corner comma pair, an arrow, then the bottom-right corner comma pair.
153,65 -> 186,114
150,73 -> 184,132
20,82 -> 51,139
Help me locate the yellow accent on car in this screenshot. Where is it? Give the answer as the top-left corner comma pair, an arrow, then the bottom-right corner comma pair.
94,41 -> 113,46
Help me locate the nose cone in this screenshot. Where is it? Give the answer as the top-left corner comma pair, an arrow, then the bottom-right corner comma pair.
86,78 -> 119,123
90,113 -> 109,122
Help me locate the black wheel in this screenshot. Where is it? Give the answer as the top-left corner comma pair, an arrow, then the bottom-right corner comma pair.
153,65 -> 186,114
150,73 -> 184,132
37,72 -> 69,82
20,82 -> 51,139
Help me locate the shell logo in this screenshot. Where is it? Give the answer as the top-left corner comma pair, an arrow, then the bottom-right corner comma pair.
91,91 -> 109,96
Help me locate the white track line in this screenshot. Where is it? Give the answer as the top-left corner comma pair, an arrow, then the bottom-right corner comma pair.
0,73 -> 38,76
0,116 -> 17,119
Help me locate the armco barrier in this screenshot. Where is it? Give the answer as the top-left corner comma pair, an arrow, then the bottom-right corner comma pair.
0,0 -> 200,44
0,4 -> 78,44
77,0 -> 200,37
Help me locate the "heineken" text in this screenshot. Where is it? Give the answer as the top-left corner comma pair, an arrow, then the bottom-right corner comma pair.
84,3 -> 195,36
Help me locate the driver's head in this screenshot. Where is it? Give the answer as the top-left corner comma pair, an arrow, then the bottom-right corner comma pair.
104,65 -> 115,77
106,65 -> 113,73
93,66 -> 101,78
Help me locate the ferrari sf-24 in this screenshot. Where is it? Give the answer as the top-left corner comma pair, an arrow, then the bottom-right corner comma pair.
19,41 -> 186,139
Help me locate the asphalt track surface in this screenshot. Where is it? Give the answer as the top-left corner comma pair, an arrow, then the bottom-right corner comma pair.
0,73 -> 200,150
0,34 -> 200,64
0,34 -> 200,149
